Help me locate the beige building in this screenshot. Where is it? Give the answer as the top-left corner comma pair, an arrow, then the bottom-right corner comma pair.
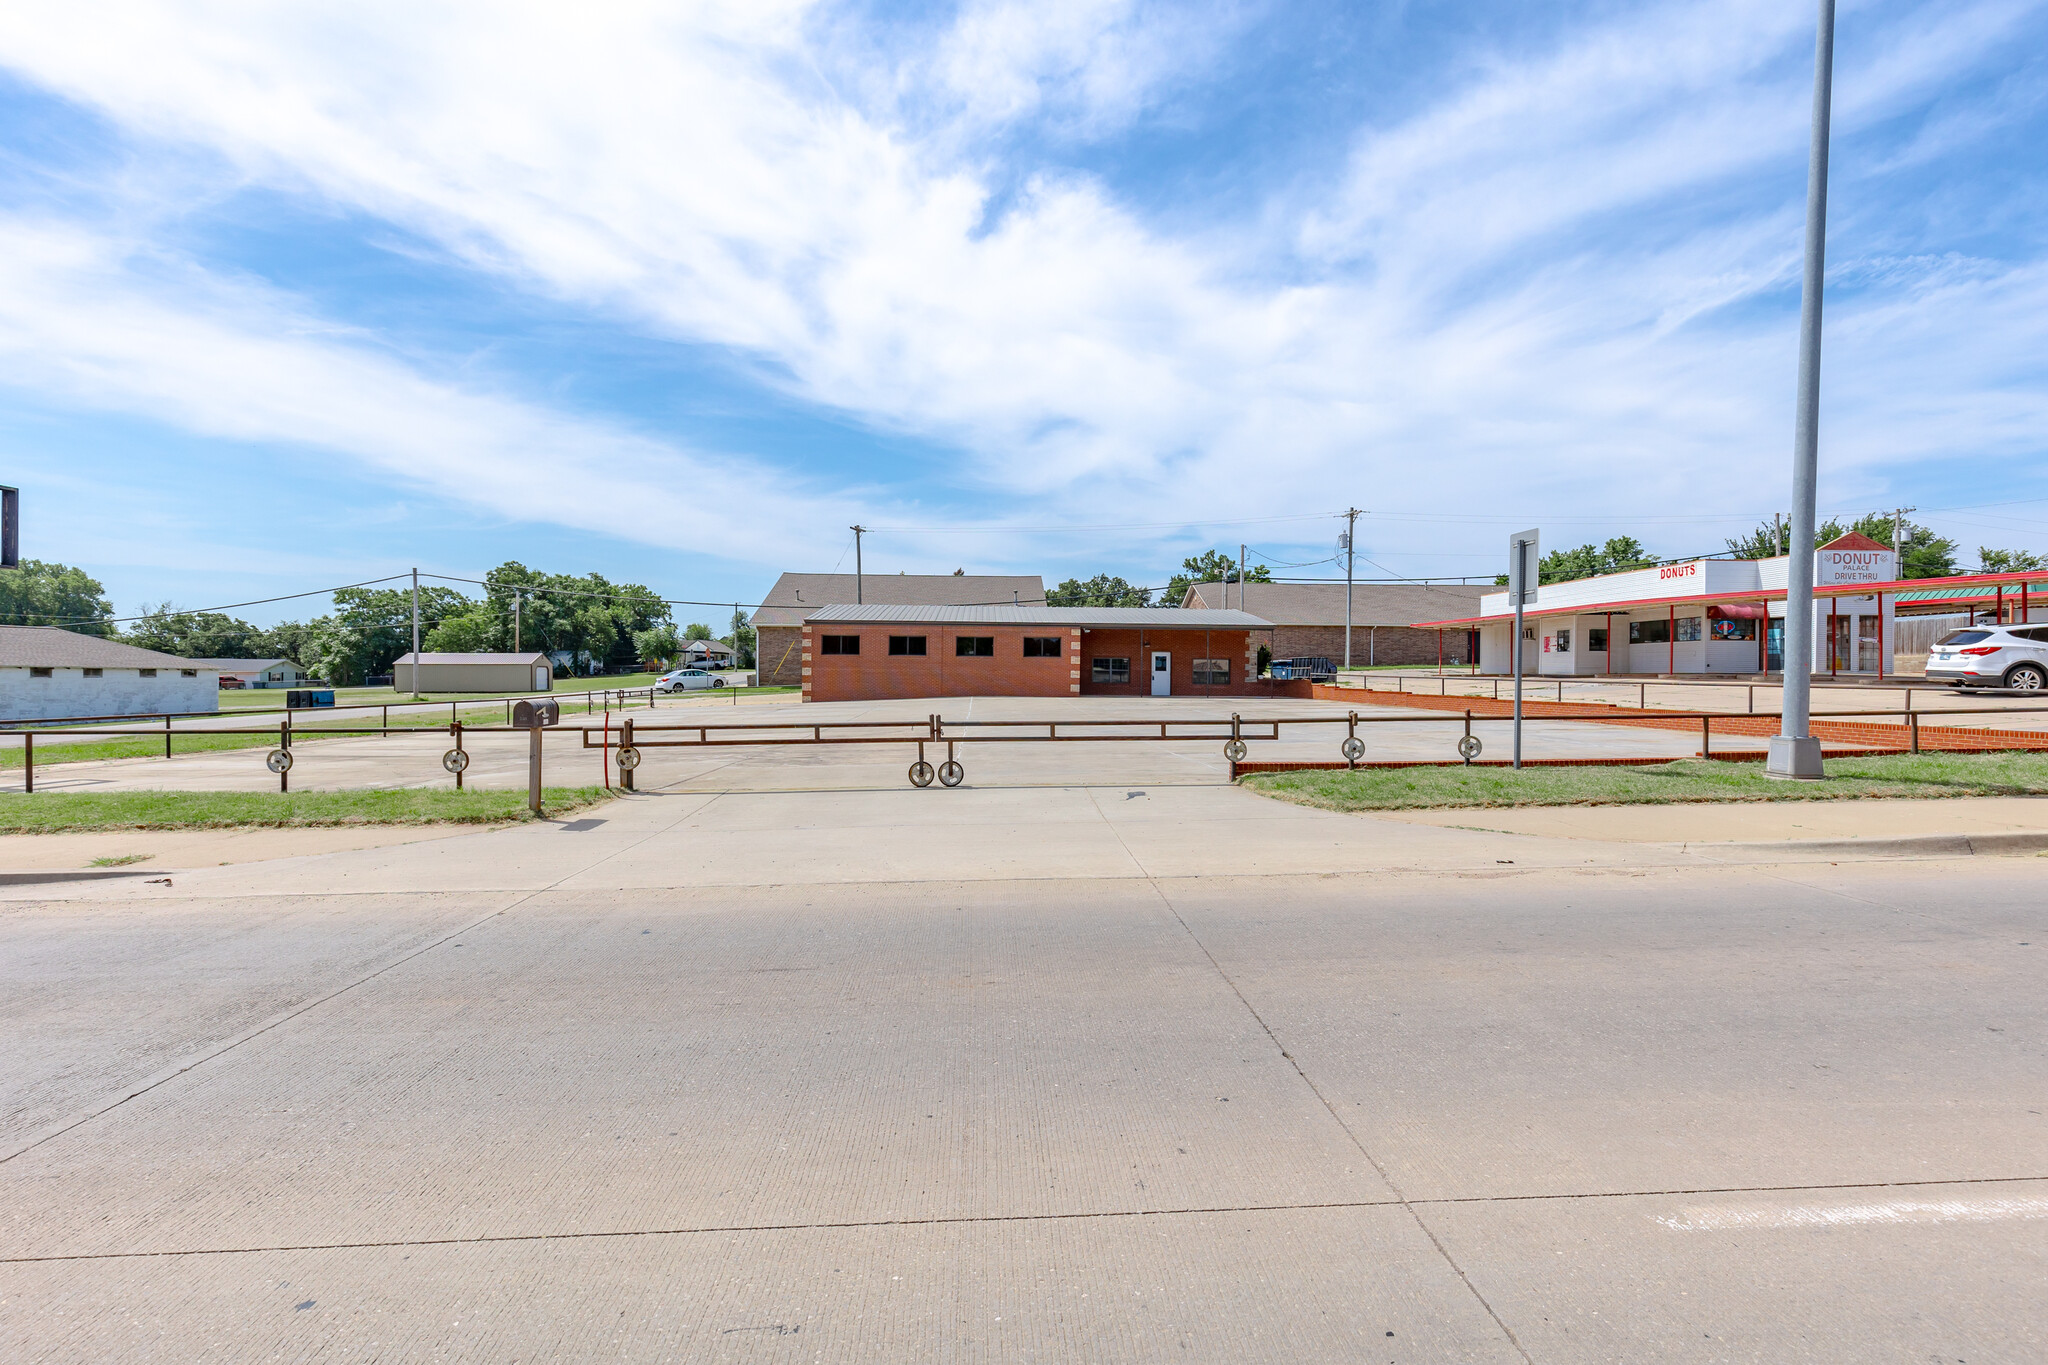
392,651 -> 553,694
751,573 -> 1045,687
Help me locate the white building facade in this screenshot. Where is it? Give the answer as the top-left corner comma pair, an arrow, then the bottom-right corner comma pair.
0,627 -> 220,721
1465,537 -> 1901,678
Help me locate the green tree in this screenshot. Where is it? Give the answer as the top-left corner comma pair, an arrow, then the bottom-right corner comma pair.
1725,520 -> 1786,559
0,559 -> 115,635
424,609 -> 497,653
477,562 -> 669,672
1048,574 -> 1152,608
1164,551 -> 1270,606
126,605 -> 264,657
250,619 -> 314,666
1494,537 -> 1659,587
684,622 -> 714,641
633,624 -> 683,669
1978,547 -> 2047,574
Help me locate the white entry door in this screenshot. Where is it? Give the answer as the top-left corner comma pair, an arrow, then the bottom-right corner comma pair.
1150,651 -> 1171,696
533,665 -> 551,690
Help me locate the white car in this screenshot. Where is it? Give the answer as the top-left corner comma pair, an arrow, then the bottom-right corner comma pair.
655,668 -> 726,693
1925,625 -> 2048,690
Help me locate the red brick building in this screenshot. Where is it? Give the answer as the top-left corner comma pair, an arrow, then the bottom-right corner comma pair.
1181,580 -> 1489,667
799,605 -> 1279,702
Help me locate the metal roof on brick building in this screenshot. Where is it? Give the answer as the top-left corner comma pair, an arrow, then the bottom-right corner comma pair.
751,573 -> 1045,628
804,604 -> 1270,628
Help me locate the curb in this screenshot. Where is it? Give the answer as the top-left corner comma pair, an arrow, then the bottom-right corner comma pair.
1683,831 -> 2048,859
0,868 -> 174,886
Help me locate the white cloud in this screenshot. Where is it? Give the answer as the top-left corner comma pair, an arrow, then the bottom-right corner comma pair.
0,218 -> 849,566
0,0 -> 2042,569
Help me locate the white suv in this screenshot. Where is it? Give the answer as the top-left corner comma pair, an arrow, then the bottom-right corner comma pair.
1925,625 -> 2048,690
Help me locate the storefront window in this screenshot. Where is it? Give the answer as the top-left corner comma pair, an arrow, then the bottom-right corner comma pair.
1675,616 -> 1702,642
1587,628 -> 1608,652
1628,619 -> 1669,645
1710,618 -> 1756,641
1091,657 -> 1130,684
1553,629 -> 1571,653
1193,659 -> 1230,685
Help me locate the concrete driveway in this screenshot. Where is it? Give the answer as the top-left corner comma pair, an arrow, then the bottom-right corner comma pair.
3,771 -> 2044,1362
15,693 -> 1795,796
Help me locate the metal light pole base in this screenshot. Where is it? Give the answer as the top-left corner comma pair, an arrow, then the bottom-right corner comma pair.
1764,735 -> 1825,780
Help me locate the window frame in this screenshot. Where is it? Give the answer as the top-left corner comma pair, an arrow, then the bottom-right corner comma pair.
29,666 -> 52,678
819,634 -> 861,656
1192,658 -> 1231,686
887,635 -> 927,656
1628,618 -> 1670,645
82,667 -> 103,678
1021,636 -> 1064,658
1090,657 -> 1131,684
955,636 -> 995,658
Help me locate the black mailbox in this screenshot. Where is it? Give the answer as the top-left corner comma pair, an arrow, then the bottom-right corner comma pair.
286,689 -> 336,709
512,698 -> 560,728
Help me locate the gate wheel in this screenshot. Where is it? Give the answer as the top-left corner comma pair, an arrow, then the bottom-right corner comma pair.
937,759 -> 965,787
1223,738 -> 1248,762
908,760 -> 935,787
1340,736 -> 1365,761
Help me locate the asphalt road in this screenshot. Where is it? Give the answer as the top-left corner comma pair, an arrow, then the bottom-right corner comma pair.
2,785 -> 2044,1362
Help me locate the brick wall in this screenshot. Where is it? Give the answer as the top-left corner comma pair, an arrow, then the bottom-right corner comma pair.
1076,628 -> 1271,697
803,625 -> 1082,702
757,626 -> 806,687
1268,625 -> 1473,667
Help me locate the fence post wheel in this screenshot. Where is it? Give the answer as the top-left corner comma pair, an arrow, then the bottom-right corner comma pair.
621,718 -> 636,792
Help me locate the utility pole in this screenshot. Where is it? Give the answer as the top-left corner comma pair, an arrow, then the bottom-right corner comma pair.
850,525 -> 866,604
1239,541 -> 1247,612
1508,529 -> 1539,770
1767,0 -> 1836,782
1892,506 -> 1916,567
1774,512 -> 1784,558
513,591 -> 522,652
410,567 -> 422,699
1342,508 -> 1361,670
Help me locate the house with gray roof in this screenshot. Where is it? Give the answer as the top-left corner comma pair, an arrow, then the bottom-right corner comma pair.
0,626 -> 219,722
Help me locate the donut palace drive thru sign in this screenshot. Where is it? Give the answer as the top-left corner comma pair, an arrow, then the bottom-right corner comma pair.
1816,546 -> 1897,587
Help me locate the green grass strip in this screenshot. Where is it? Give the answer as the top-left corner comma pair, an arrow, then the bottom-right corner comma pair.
0,787 -> 612,834
1241,751 -> 2048,812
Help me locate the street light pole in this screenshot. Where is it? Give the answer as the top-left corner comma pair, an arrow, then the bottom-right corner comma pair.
851,525 -> 866,604
1767,0 -> 1836,781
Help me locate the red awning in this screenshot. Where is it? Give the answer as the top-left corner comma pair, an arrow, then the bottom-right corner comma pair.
1707,603 -> 1767,620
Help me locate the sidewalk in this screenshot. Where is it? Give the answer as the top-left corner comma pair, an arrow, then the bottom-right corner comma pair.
1384,795 -> 2048,845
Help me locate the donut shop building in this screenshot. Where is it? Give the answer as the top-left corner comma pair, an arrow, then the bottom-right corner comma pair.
1414,533 -> 1919,678
798,604 -> 1275,702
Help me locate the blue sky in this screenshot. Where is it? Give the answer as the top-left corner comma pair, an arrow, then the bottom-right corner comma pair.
2,0 -> 2046,625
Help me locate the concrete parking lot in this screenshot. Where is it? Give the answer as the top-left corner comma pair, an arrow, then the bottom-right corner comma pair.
2,767 -> 2045,1362
14,694 -> 1803,797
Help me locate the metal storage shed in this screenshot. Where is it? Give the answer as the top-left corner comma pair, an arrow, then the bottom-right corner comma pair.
392,651 -> 553,694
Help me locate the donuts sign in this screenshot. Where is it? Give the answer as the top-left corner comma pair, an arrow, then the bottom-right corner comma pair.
1815,547 -> 1896,586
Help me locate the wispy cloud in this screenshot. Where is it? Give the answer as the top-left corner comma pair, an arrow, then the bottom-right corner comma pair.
0,0 -> 2042,574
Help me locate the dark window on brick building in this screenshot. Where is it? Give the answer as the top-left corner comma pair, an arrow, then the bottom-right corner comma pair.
820,635 -> 860,655
888,635 -> 927,656
1021,637 -> 1062,657
1091,657 -> 1130,684
1193,659 -> 1230,685
956,636 -> 994,657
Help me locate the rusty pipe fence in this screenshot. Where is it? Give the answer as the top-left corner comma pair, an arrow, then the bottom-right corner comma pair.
11,702 -> 2048,795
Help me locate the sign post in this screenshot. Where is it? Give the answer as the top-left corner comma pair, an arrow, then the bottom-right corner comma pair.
1507,529 -> 1539,770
